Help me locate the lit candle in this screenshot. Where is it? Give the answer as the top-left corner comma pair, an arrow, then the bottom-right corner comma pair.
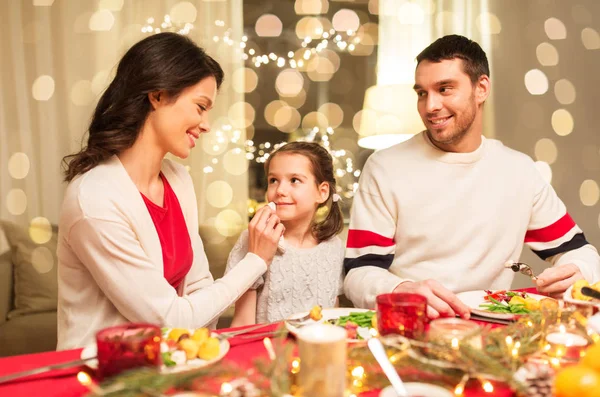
545,331 -> 589,361
428,318 -> 482,349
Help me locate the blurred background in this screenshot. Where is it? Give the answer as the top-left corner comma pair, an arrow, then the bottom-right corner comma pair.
0,0 -> 599,353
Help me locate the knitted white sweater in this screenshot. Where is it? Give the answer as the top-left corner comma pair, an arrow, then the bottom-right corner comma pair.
226,230 -> 344,323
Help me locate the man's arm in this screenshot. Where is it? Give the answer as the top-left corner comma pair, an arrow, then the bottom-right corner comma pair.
343,157 -> 406,308
525,165 -> 600,294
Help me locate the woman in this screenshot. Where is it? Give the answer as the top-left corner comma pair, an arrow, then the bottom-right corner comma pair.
57,33 -> 283,350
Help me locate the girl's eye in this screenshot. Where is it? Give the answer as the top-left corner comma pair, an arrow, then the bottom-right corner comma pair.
268,178 -> 277,184
291,178 -> 300,183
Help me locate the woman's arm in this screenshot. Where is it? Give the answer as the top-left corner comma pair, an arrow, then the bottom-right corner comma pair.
230,290 -> 258,327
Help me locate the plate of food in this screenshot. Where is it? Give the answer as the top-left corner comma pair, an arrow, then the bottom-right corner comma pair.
564,280 -> 600,308
456,290 -> 549,320
285,307 -> 376,342
81,327 -> 229,373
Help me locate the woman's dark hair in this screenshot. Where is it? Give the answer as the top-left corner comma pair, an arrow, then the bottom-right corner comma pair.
264,141 -> 344,243
416,34 -> 489,83
62,32 -> 224,181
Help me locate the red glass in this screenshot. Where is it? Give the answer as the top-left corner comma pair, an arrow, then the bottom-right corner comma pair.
376,293 -> 427,339
96,323 -> 162,378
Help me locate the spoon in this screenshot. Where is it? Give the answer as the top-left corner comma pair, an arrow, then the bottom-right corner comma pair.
367,338 -> 408,397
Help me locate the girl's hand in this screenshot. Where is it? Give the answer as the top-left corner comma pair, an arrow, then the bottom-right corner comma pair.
247,205 -> 284,265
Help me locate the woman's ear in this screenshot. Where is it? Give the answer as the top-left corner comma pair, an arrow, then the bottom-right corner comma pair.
317,182 -> 330,204
148,91 -> 163,110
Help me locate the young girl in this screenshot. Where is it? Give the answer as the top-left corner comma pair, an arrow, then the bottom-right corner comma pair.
225,141 -> 345,326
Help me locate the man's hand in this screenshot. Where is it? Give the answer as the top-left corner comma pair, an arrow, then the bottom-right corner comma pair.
536,264 -> 584,297
393,280 -> 471,320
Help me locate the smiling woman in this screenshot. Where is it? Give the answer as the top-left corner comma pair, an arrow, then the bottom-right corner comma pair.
56,33 -> 284,350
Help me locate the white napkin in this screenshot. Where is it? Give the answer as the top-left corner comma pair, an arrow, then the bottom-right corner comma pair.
267,202 -> 286,253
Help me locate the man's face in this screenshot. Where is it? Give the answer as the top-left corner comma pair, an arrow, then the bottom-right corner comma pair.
414,58 -> 486,151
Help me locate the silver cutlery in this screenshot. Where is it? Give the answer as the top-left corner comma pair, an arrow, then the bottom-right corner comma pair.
367,338 -> 408,397
504,260 -> 538,281
581,286 -> 600,301
0,356 -> 97,385
216,322 -> 274,340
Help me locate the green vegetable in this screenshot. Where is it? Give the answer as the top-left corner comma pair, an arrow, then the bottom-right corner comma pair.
327,311 -> 375,328
478,300 -> 530,314
162,352 -> 176,367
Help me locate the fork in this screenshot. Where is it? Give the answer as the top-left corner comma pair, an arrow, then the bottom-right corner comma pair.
504,260 -> 538,281
286,306 -> 323,326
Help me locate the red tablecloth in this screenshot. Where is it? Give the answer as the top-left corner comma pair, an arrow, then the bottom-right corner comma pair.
0,288 -> 537,397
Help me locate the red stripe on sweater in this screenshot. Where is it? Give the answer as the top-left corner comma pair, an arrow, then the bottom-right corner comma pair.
524,213 -> 576,243
347,229 -> 394,249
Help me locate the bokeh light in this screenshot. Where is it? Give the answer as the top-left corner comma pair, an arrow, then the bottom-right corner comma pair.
536,43 -> 559,66
223,148 -> 249,176
275,69 -> 304,97
232,68 -> 258,94
99,0 -> 124,11
581,28 -> 600,50
170,2 -> 197,24
398,2 -> 424,25
256,14 -> 283,37
318,103 -> 344,129
476,12 -> 502,35
6,189 -> 27,215
524,69 -> 549,95
32,75 -> 55,101
544,17 -> 566,40
332,9 -> 360,32
580,180 -> 600,206
31,247 -> 54,274
534,138 -> 558,164
295,0 -> 328,15
89,10 -> 115,31
29,217 -> 53,244
228,102 -> 255,129
215,209 -> 244,237
70,80 -> 95,106
551,109 -> 574,136
8,152 -> 30,179
207,181 -> 233,208
553,79 -> 576,105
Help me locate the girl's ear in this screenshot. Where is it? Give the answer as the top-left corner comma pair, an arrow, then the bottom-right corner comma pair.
317,181 -> 330,204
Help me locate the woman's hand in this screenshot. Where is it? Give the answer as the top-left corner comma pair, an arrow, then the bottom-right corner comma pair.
247,205 -> 284,265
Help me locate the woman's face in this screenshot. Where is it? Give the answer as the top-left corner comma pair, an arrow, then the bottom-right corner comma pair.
148,76 -> 217,159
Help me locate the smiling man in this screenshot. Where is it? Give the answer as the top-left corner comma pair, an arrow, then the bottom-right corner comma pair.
343,35 -> 600,319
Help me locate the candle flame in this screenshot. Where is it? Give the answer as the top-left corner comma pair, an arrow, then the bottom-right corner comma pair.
77,371 -> 91,386
451,338 -> 460,350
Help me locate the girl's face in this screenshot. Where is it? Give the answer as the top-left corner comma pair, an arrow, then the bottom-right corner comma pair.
147,76 -> 217,159
266,153 -> 329,224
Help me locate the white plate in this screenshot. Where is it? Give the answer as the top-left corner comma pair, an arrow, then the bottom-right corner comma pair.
379,383 -> 454,397
563,285 -> 600,308
81,331 -> 230,374
285,307 -> 374,343
456,290 -> 546,320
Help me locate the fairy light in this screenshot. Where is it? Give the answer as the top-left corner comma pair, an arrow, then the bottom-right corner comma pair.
291,358 -> 301,374
451,338 -> 460,350
221,382 -> 233,394
263,337 -> 276,361
77,372 -> 103,395
351,366 -> 364,378
481,379 -> 494,393
454,374 -> 469,396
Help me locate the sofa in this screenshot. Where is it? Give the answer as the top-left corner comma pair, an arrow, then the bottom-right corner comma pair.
0,220 -> 59,357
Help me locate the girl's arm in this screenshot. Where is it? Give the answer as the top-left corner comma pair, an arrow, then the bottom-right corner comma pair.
230,289 -> 258,327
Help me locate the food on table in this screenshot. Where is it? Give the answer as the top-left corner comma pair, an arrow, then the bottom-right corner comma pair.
309,305 -> 323,321
479,290 -> 541,314
554,343 -> 600,397
161,327 -> 221,367
571,280 -> 600,301
326,311 -> 376,339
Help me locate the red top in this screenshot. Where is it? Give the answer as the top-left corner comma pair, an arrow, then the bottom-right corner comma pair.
141,174 -> 193,290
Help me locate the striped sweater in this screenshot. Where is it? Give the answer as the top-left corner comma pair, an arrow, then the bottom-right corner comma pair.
344,132 -> 600,309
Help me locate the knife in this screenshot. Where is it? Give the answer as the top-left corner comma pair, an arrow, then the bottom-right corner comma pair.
581,286 -> 600,301
0,356 -> 97,385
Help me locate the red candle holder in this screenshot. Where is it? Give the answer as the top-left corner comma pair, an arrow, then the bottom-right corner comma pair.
96,323 -> 162,379
376,293 -> 427,339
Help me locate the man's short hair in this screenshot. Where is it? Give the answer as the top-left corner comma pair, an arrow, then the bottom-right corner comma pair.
416,35 -> 490,83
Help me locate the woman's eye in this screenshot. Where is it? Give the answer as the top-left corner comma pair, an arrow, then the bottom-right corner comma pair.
197,104 -> 206,111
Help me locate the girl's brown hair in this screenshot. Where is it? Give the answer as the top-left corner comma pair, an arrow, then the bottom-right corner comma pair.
264,141 -> 344,243
62,32 -> 224,182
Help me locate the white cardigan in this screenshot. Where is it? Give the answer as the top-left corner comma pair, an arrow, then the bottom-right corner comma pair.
56,155 -> 266,350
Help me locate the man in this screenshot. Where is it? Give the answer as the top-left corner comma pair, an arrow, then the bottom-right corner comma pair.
343,35 -> 600,319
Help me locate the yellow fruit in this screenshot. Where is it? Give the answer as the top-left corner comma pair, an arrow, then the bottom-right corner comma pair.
554,365 -> 600,397
371,314 -> 377,329
178,338 -> 199,360
572,280 -> 592,301
191,328 -> 209,344
168,328 -> 190,342
309,305 -> 323,321
581,343 -> 600,373
198,337 -> 220,360
524,297 -> 540,311
509,296 -> 526,306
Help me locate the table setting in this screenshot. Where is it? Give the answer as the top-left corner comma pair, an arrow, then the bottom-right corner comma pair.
1,272 -> 600,397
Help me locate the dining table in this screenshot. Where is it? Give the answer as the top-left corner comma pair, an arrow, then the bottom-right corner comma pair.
0,290 -> 535,397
